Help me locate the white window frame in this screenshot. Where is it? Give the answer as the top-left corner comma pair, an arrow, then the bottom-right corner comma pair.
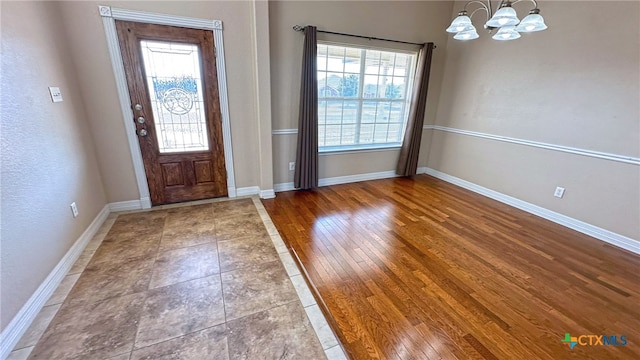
317,41 -> 418,153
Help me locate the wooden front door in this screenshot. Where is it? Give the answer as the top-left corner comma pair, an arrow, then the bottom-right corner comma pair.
116,21 -> 227,205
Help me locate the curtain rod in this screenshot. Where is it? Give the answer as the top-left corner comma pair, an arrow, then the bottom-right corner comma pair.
292,25 -> 435,48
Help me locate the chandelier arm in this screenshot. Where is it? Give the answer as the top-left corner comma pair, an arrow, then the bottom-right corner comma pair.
463,0 -> 489,13
511,0 -> 539,10
462,1 -> 491,22
470,8 -> 489,23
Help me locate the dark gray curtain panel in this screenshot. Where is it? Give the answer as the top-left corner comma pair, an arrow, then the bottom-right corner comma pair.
396,43 -> 435,177
294,26 -> 319,189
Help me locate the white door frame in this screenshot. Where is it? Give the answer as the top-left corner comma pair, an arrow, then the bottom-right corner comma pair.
99,5 -> 237,208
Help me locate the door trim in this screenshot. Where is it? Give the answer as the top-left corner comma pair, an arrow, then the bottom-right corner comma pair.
99,5 -> 237,208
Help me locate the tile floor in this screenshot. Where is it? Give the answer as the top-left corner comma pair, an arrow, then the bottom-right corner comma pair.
8,197 -> 347,360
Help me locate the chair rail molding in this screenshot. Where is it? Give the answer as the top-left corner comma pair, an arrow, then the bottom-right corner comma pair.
272,128 -> 298,135
99,5 -> 238,204
423,125 -> 640,165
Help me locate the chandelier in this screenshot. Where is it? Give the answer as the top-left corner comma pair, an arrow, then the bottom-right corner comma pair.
446,0 -> 547,41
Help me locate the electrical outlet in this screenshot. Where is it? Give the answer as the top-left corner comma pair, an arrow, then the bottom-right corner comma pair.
289,162 -> 295,171
49,87 -> 63,102
554,187 -> 565,198
70,202 -> 79,218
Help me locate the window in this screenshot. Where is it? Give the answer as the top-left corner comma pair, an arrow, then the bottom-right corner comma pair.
317,43 -> 417,152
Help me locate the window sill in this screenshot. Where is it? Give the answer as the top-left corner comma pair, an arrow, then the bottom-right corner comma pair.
319,145 -> 402,156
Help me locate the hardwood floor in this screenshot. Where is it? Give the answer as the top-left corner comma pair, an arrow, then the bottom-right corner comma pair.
262,175 -> 640,360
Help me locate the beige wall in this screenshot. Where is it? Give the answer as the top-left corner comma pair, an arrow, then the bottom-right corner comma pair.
269,1 -> 453,184
428,1 -> 640,239
251,0 -> 276,192
1,1 -> 107,330
57,0 -> 269,202
2,0 -> 637,336
1,0 -> 274,334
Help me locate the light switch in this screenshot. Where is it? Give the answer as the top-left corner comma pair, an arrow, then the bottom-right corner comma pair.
48,87 -> 63,102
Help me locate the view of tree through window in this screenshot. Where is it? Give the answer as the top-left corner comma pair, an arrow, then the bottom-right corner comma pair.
317,43 -> 416,150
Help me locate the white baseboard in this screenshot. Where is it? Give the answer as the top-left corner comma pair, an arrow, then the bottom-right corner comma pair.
274,182 -> 295,192
260,189 -> 276,199
319,170 -> 399,187
236,186 -> 275,199
0,205 -> 111,360
109,188 -> 277,210
274,170 -> 401,192
108,199 -> 143,212
140,196 -> 152,209
273,166 -> 638,254
421,167 -> 640,255
236,186 -> 260,197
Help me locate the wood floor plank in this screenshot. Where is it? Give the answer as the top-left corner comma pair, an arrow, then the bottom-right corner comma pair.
262,175 -> 640,359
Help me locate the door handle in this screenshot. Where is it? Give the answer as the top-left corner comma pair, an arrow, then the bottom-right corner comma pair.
138,129 -> 148,137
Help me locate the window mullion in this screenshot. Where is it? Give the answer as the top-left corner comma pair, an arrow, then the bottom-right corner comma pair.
385,54 -> 396,143
355,49 -> 366,145
339,47 -> 346,145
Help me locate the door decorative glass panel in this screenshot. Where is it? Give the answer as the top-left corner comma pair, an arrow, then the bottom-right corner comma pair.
140,40 -> 209,153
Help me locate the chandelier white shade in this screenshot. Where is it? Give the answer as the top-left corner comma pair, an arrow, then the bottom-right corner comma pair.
492,25 -> 521,40
454,26 -> 480,40
485,5 -> 519,27
516,10 -> 548,32
446,0 -> 547,41
446,15 -> 472,33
